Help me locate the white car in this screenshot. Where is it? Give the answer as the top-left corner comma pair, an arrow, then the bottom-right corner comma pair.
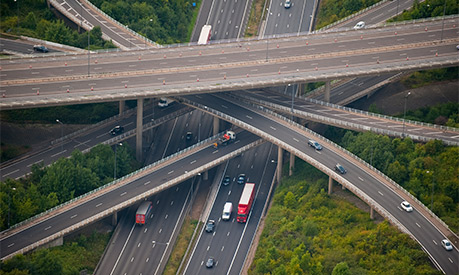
353,21 -> 365,30
284,0 -> 291,8
441,239 -> 453,251
400,201 -> 413,212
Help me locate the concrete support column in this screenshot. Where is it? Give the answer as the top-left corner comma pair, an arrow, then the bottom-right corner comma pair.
136,98 -> 144,162
324,80 -> 331,103
112,211 -> 118,225
298,83 -> 305,97
213,117 -> 219,135
289,153 -> 295,176
370,207 -> 374,220
119,100 -> 125,115
203,170 -> 209,181
277,147 -> 283,183
328,176 -> 333,195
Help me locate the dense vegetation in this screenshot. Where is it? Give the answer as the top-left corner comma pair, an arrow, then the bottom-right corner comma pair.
249,162 -> 440,274
389,0 -> 458,22
0,144 -> 138,231
0,0 -> 114,50
0,231 -> 110,275
91,0 -> 199,44
401,67 -> 459,89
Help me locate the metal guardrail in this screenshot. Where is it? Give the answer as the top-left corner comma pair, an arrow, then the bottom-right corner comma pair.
233,93 -> 459,146
222,93 -> 456,239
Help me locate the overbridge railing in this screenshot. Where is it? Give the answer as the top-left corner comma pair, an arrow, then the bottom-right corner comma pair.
232,92 -> 459,146
221,93 -> 456,239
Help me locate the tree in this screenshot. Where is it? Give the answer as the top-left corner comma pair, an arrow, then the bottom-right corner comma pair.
33,250 -> 63,275
332,262 -> 351,275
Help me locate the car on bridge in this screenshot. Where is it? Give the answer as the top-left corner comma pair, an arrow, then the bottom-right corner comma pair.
353,21 -> 365,30
222,175 -> 231,186
400,201 -> 413,212
441,239 -> 453,251
308,140 -> 323,150
335,163 -> 346,174
33,44 -> 49,53
109,126 -> 124,135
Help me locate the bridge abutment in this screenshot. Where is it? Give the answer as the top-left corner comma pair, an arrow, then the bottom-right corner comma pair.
136,98 -> 143,161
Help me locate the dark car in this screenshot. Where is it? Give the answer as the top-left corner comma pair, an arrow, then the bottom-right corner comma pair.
205,220 -> 215,233
110,126 -> 124,135
237,174 -> 246,184
206,257 -> 215,268
335,163 -> 346,174
308,139 -> 323,150
33,44 -> 49,53
222,175 -> 231,186
186,131 -> 193,140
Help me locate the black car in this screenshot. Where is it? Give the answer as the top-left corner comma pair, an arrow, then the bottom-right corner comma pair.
237,174 -> 246,184
222,175 -> 231,186
335,163 -> 346,174
33,44 -> 49,53
186,131 -> 193,140
205,220 -> 215,233
110,126 -> 124,135
206,257 -> 215,268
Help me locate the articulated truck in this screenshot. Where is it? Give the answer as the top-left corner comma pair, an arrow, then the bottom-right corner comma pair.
136,201 -> 152,225
237,183 -> 255,223
213,131 -> 236,148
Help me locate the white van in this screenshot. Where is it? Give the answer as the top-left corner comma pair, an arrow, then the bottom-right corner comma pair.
222,202 -> 233,221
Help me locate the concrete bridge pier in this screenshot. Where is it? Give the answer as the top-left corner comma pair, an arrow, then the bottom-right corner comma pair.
328,176 -> 333,195
277,147 -> 283,183
203,170 -> 209,181
213,117 -> 219,135
112,211 -> 118,225
136,98 -> 144,161
324,81 -> 331,102
289,153 -> 295,176
370,207 -> 375,220
119,100 -> 125,115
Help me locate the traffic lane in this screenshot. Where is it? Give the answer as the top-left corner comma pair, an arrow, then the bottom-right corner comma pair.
187,93 -> 458,272
114,181 -> 190,275
0,39 -> 46,55
228,144 -> 277,274
243,89 -> 459,143
340,0 -> 415,29
185,143 -> 275,274
3,41 -> 456,98
0,130 -> 261,258
0,103 -> 177,181
209,0 -> 246,40
312,74 -> 395,102
267,0 -> 307,35
3,23 -> 456,80
191,0 -> 214,42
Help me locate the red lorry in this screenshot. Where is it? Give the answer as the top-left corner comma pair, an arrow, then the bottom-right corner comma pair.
136,201 -> 153,225
237,183 -> 255,223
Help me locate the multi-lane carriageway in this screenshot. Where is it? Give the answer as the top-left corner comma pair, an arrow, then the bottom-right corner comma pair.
1,17 -> 458,110
2,92 -> 458,274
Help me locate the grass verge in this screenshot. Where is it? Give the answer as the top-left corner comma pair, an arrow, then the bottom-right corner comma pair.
245,0 -> 267,37
163,218 -> 201,274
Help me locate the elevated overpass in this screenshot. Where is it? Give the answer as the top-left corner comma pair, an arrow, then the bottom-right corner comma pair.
1,93 -> 457,274
1,17 -> 458,110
